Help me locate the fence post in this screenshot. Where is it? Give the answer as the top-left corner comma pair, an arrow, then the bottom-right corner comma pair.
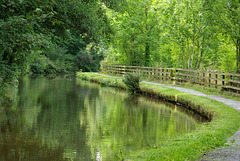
215,73 -> 218,87
145,67 -> 147,77
175,69 -> 178,84
170,69 -> 173,82
230,75 -> 233,87
222,73 -> 225,86
197,71 -> 199,83
168,69 -> 170,80
162,69 -> 164,81
209,73 -> 211,87
203,72 -> 205,83
153,68 -> 154,78
147,68 -> 149,77
152,68 -> 154,78
151,68 -> 153,79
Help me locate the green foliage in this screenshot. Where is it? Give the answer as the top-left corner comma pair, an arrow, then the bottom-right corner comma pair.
54,0 -> 112,43
30,55 -> 58,75
2,0 -> 240,99
74,45 -> 104,72
102,0 -> 239,73
122,73 -> 140,94
105,0 -> 161,66
217,39 -> 237,73
203,0 -> 240,72
29,43 -> 75,75
0,0 -> 112,100
0,0 -> 54,100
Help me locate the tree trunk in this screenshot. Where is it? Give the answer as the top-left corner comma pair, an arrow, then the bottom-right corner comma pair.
187,37 -> 191,69
123,46 -> 129,64
197,41 -> 204,69
1,50 -> 15,84
130,36 -> 135,65
182,40 -> 186,69
237,39 -> 240,73
144,42 -> 150,67
191,32 -> 195,69
178,49 -> 181,67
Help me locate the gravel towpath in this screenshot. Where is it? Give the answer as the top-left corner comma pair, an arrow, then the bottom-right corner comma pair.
95,73 -> 240,160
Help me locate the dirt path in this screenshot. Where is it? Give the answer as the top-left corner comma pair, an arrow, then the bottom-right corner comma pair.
95,73 -> 240,160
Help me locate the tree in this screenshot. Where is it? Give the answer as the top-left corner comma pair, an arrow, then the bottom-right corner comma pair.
110,0 -> 161,66
52,0 -> 112,72
162,0 -> 214,69
203,0 -> 240,73
0,0 -> 112,102
0,0 -> 55,101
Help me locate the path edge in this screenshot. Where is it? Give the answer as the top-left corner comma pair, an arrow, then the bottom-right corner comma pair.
77,72 -> 240,161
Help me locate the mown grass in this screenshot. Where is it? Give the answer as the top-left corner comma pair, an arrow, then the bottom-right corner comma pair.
77,72 -> 240,161
145,79 -> 240,102
100,72 -> 240,101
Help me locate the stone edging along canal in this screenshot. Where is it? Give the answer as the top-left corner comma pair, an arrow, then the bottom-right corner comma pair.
77,72 -> 240,161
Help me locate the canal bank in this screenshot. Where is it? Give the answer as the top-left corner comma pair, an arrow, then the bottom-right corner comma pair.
77,72 -> 240,161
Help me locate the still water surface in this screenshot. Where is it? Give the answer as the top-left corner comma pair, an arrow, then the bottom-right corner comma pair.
0,77 -> 207,160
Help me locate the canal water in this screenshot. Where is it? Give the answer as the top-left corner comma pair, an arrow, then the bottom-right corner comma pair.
0,77 -> 207,161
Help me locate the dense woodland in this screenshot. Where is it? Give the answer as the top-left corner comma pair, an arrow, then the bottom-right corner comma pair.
0,0 -> 240,101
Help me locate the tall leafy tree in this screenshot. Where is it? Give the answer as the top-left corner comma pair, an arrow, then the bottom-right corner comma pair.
110,0 -> 161,66
0,0 -> 55,100
101,0 -> 238,73
0,0 -> 113,101
163,0 -> 215,69
203,0 -> 240,72
53,0 -> 112,71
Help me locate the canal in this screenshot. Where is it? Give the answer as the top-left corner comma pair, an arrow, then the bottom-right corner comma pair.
0,77 -> 207,160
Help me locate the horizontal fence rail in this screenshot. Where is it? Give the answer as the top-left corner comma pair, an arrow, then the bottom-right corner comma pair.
103,65 -> 240,96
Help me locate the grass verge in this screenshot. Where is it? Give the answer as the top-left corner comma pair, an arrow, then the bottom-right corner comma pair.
100,72 -> 240,101
77,72 -> 240,161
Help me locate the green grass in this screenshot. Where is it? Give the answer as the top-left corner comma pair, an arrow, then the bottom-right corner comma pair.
100,72 -> 240,101
77,72 -> 240,161
174,83 -> 240,101
142,78 -> 240,102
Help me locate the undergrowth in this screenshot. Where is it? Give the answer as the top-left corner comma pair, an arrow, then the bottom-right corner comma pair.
122,73 -> 140,94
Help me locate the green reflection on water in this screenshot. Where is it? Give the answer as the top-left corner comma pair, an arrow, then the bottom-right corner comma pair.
0,77 -> 206,161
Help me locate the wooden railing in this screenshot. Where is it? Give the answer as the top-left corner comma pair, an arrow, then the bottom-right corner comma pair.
103,65 -> 240,96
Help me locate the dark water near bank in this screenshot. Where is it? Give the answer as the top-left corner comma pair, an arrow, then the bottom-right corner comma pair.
0,77 -> 207,161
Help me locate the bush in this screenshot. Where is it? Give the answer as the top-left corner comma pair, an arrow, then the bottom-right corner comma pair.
122,73 -> 140,94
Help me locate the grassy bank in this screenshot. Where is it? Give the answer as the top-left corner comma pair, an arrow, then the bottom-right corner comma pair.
100,72 -> 240,102
77,72 -> 240,160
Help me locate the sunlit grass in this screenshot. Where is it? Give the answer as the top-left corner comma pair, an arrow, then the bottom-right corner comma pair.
141,77 -> 240,102
77,72 -> 240,161
96,72 -> 240,101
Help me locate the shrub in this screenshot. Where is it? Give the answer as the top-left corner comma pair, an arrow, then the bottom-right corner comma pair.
122,73 -> 140,94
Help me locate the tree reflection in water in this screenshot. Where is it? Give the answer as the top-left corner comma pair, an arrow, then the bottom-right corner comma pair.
0,77 -> 207,160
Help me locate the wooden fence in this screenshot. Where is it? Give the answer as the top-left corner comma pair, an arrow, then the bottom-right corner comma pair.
103,65 -> 240,96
